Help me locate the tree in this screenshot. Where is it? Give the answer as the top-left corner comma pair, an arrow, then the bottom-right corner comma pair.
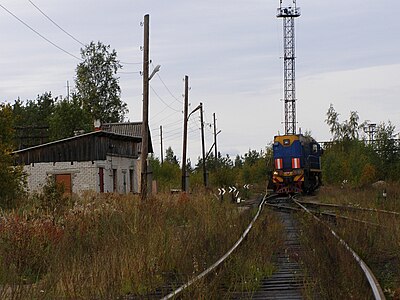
48,95 -> 93,140
326,104 -> 341,140
324,105 -> 381,185
239,149 -> 271,186
243,149 -> 261,166
325,104 -> 366,141
75,41 -> 127,123
0,104 -> 26,207
149,152 -> 181,191
374,122 -> 399,179
12,93 -> 56,148
12,93 -> 55,128
12,92 -> 93,145
234,154 -> 243,168
165,146 -> 179,165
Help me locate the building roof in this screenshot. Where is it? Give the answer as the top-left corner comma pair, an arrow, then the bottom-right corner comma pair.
13,130 -> 142,165
101,122 -> 142,137
101,122 -> 153,153
13,130 -> 140,154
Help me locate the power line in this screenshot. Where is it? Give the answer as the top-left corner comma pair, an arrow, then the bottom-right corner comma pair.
27,0 -> 141,66
163,127 -> 198,141
151,110 -> 181,126
150,119 -> 181,133
163,130 -> 183,140
151,98 -> 182,122
155,73 -> 183,104
163,131 -> 182,140
151,105 -> 171,121
151,120 -> 181,132
150,62 -> 182,104
159,126 -> 182,136
121,61 -> 142,65
0,3 -> 81,60
161,119 -> 182,128
28,0 -> 85,47
118,71 -> 141,75
150,85 -> 181,112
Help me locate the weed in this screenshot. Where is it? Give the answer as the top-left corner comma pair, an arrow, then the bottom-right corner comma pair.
0,191 -> 283,299
302,183 -> 400,299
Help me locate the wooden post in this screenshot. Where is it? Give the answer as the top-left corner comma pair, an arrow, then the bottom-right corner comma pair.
200,103 -> 207,187
140,14 -> 150,201
213,113 -> 218,162
181,75 -> 189,192
160,125 -> 164,164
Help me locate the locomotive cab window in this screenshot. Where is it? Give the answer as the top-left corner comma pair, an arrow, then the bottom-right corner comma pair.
312,144 -> 318,153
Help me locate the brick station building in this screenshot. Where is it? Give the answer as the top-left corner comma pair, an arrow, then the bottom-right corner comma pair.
13,122 -> 153,195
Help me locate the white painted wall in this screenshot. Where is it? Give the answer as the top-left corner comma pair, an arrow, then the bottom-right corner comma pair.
23,155 -> 141,194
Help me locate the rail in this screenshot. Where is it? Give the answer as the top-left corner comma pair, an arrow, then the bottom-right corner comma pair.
293,198 -> 386,300
160,193 -> 271,300
298,200 -> 400,216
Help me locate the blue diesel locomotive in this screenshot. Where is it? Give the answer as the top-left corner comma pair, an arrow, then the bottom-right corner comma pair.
272,134 -> 322,194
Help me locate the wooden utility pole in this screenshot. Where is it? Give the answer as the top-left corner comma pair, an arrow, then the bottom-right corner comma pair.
181,75 -> 189,192
140,14 -> 150,201
66,80 -> 70,101
213,113 -> 218,162
200,103 -> 207,187
160,125 -> 164,164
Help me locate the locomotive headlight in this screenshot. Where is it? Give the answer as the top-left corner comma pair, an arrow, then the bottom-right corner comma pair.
293,169 -> 303,175
273,171 -> 279,176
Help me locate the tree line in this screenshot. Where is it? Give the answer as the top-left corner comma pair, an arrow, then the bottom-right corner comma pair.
150,105 -> 400,192
323,104 -> 399,186
149,146 -> 273,192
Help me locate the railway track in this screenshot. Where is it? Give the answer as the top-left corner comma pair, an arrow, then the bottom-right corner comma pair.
293,198 -> 386,299
266,195 -> 386,299
231,194 -> 386,299
224,194 -> 304,300
129,193 -> 388,299
239,198 -> 304,299
158,194 -> 306,299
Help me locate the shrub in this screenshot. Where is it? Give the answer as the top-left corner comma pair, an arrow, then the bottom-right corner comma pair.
0,213 -> 63,283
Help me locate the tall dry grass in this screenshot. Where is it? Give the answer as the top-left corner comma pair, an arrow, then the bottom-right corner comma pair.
299,214 -> 375,299
0,190 -> 278,299
301,183 -> 400,298
178,205 -> 285,299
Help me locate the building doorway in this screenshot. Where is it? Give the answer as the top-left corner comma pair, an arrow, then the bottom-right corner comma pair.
55,174 -> 72,195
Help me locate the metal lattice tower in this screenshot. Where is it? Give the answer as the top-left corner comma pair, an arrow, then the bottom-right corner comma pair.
364,123 -> 377,145
277,0 -> 300,135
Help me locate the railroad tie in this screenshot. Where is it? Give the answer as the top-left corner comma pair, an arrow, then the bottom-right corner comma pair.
250,211 -> 304,300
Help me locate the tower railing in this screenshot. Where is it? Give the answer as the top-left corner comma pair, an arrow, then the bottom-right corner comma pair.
277,7 -> 301,17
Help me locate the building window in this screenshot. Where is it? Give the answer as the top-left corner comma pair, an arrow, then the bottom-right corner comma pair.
113,169 -> 117,192
98,168 -> 104,193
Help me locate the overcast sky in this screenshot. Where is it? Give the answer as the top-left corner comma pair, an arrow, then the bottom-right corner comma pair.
1,0 -> 399,163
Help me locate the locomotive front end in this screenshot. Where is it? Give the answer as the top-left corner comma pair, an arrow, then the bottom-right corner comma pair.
272,135 -> 304,194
